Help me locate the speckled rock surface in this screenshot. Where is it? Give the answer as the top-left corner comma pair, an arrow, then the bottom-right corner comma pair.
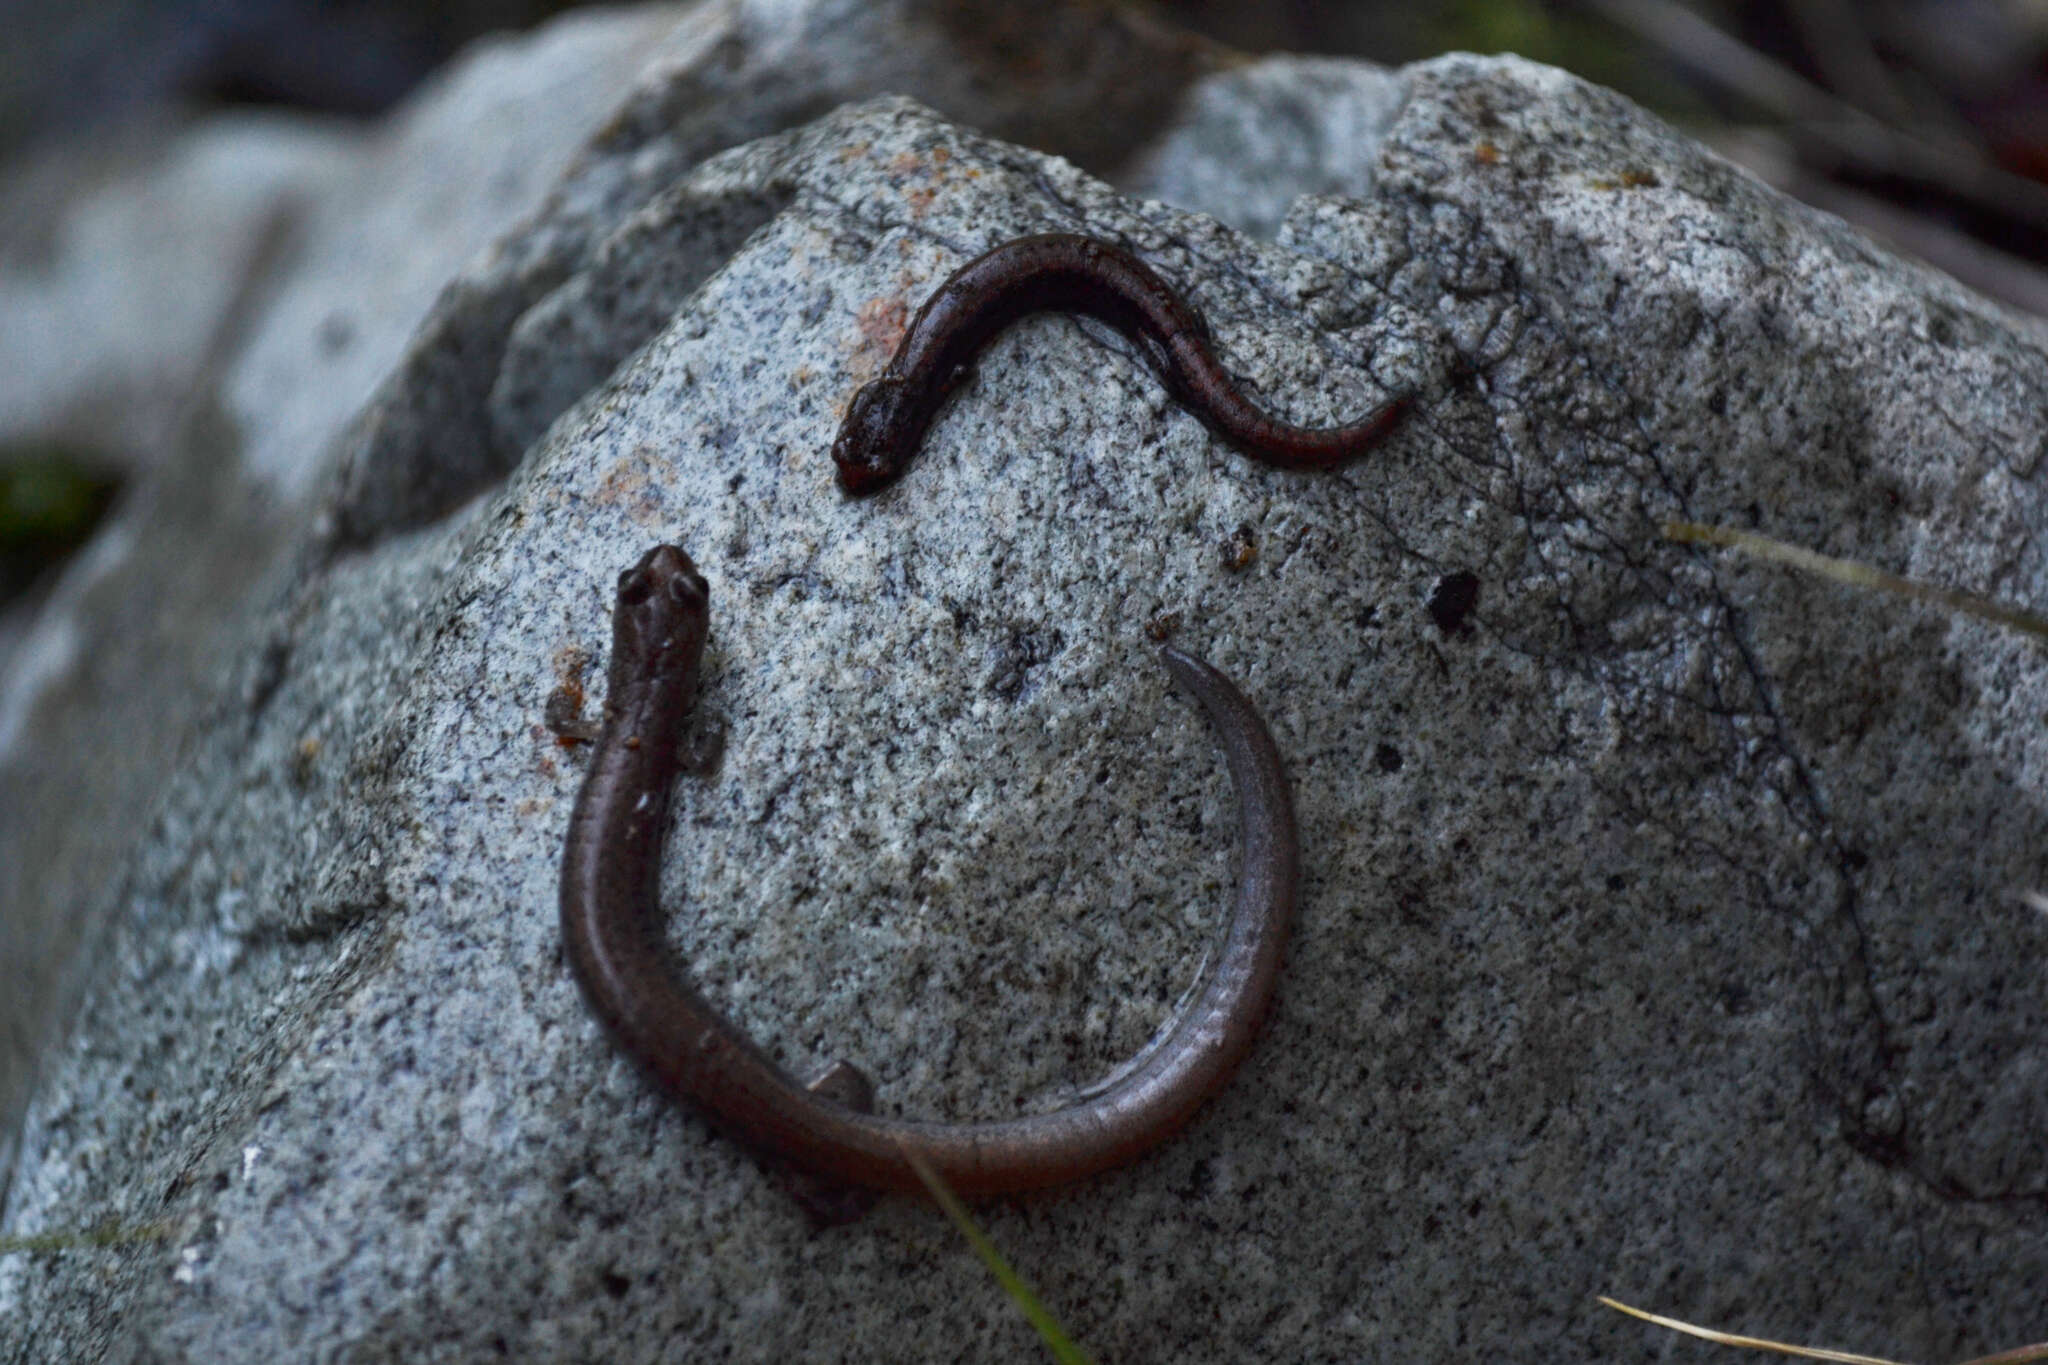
0,0 -> 1228,1197
321,0 -> 1226,545
5,31 -> 2047,1365
0,2 -> 696,1182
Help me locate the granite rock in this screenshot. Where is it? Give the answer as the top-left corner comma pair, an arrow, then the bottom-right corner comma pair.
2,19 -> 2044,1365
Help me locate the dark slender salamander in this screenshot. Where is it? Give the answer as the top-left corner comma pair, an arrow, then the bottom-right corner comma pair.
559,544 -> 1300,1197
832,232 -> 1407,496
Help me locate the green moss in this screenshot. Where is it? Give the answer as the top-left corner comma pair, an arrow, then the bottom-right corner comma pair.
0,446 -> 121,601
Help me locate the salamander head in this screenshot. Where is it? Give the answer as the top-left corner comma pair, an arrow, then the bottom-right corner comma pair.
830,376 -> 916,496
607,544 -> 710,695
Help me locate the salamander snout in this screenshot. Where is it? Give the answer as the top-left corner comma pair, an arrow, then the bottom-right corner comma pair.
831,376 -> 914,496
617,544 -> 706,608
608,544 -> 710,689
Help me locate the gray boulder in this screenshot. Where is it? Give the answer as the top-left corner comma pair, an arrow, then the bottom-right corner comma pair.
2,7 -> 2043,1364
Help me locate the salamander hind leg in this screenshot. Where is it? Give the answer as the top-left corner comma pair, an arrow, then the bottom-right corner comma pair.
781,1060 -> 880,1228
805,1058 -> 875,1113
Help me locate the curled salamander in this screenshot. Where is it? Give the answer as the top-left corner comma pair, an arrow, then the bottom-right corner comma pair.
558,545 -> 1300,1205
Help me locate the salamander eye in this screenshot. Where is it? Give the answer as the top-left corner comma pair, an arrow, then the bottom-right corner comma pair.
665,571 -> 700,603
617,568 -> 652,605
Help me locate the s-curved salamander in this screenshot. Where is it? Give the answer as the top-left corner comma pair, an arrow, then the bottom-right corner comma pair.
832,232 -> 1406,495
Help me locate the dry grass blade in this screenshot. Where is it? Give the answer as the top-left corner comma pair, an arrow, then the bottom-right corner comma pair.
1600,1297 -> 1911,1364
1663,520 -> 2048,642
1601,1297 -> 2048,1365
